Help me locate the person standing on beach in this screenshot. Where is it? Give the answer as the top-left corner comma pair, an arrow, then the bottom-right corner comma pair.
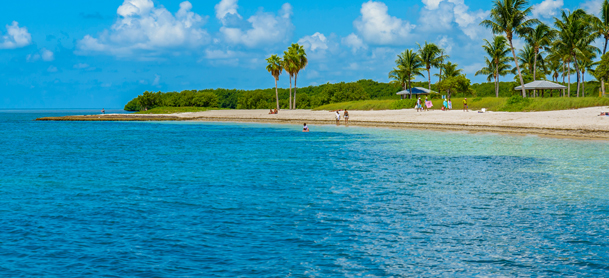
443,99 -> 447,111
344,110 -> 349,125
416,98 -> 422,112
335,111 -> 341,125
101,108 -> 105,114
463,98 -> 468,112
448,99 -> 452,110
424,97 -> 430,111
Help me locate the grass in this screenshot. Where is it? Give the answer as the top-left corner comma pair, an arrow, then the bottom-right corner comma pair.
313,100 -> 397,111
135,107 -> 217,114
313,97 -> 609,112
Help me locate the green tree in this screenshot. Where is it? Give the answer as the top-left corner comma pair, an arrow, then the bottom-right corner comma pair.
591,0 -> 609,95
289,43 -> 308,109
480,36 -> 511,97
593,53 -> 609,90
137,91 -> 161,111
481,0 -> 539,97
283,49 -> 298,109
265,55 -> 284,110
391,49 -> 425,99
193,92 -> 219,107
554,9 -> 599,97
524,23 -> 556,81
437,75 -> 471,98
438,62 -> 462,79
417,42 -> 443,92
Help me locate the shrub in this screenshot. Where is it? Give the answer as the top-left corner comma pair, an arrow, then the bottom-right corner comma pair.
390,99 -> 417,109
193,92 -> 219,107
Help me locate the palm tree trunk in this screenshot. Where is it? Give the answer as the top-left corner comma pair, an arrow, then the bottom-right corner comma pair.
288,75 -> 293,110
573,55 -> 581,97
582,73 -> 585,97
427,68 -> 431,92
293,74 -> 298,109
602,38 -> 609,96
567,62 -> 571,98
509,39 -> 527,98
533,50 -> 538,82
275,79 -> 280,110
495,63 -> 499,98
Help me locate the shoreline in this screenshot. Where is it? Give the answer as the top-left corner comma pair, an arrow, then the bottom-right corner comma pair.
36,108 -> 609,140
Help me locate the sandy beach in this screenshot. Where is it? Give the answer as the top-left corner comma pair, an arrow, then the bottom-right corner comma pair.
38,107 -> 609,139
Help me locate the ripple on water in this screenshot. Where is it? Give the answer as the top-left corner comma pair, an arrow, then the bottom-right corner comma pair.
0,112 -> 608,276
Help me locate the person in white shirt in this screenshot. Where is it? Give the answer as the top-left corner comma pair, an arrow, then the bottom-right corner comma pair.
335,111 -> 341,125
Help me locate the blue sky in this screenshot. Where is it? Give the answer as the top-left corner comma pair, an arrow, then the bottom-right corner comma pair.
0,0 -> 602,108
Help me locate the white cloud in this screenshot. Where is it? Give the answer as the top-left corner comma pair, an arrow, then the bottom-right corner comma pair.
76,0 -> 209,57
418,2 -> 454,32
26,48 -> 54,62
417,0 -> 489,40
342,33 -> 367,53
298,32 -> 329,52
353,1 -> 415,45
47,66 -> 58,73
41,48 -> 54,61
422,0 -> 444,10
582,0 -> 602,16
462,62 -> 484,75
217,2 -> 294,48
436,35 -> 453,54
532,0 -> 563,18
215,0 -> 241,24
0,21 -> 32,49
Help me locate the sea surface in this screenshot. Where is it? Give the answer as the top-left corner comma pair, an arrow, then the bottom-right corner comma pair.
1,109 -> 608,277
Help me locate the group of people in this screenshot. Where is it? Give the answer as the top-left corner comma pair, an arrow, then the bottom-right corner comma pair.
415,97 -> 469,112
415,97 -> 432,112
335,110 -> 349,125
268,109 -> 278,114
600,112 -> 609,116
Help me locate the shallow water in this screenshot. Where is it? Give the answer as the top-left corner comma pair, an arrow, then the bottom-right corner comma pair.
1,110 -> 608,277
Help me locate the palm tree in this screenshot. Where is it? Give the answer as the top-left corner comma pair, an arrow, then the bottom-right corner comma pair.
476,58 -> 511,97
513,45 -> 545,77
554,9 -> 599,97
389,69 -> 407,89
482,36 -> 511,97
579,54 -> 598,97
480,0 -> 539,98
439,62 -> 462,79
524,23 -> 555,81
289,43 -> 308,109
546,44 -> 572,96
417,42 -> 442,92
266,55 -> 283,110
591,0 -> 609,95
436,50 -> 450,84
283,50 -> 297,109
392,49 -> 425,99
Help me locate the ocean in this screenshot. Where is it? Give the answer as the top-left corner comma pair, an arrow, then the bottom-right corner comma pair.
1,109 -> 608,277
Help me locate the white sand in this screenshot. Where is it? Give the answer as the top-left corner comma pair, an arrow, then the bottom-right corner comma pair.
98,107 -> 609,139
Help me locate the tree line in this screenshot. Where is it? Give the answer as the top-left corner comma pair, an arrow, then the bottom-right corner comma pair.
124,80 -> 404,111
390,0 -> 609,99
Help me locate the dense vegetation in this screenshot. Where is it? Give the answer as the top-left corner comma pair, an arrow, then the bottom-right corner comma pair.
125,79 -> 604,111
316,96 -> 609,112
124,79 -> 405,111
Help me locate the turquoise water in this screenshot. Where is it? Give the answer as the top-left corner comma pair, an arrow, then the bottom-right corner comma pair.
1,110 -> 609,277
